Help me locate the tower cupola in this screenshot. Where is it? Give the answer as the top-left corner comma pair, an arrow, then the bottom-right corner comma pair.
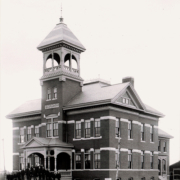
37,17 -> 86,84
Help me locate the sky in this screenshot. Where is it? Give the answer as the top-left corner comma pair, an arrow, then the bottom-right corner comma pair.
0,0 -> 180,172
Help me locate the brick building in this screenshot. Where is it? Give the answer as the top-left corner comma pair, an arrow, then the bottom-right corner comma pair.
7,16 -> 173,180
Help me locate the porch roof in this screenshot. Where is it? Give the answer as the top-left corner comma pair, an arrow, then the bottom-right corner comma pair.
22,137 -> 74,148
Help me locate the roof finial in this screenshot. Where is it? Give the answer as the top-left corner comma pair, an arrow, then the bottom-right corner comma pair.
60,3 -> 64,23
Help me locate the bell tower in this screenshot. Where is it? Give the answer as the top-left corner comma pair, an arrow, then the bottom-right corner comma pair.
37,16 -> 86,133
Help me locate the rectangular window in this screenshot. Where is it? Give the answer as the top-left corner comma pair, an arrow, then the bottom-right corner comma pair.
128,121 -> 132,139
115,119 -> 120,137
150,151 -> 153,169
76,122 -> 81,139
85,121 -> 91,138
20,128 -> 24,143
150,125 -> 153,142
27,127 -> 31,141
47,123 -> 52,137
53,122 -> 58,136
47,89 -> 51,100
94,149 -> 100,169
27,157 -> 31,168
20,157 -> 24,170
85,150 -> 90,169
158,140 -> 161,151
35,126 -> 39,137
128,150 -> 132,169
53,87 -> 57,99
75,152 -> 81,169
95,120 -> 100,137
141,151 -> 144,169
163,142 -> 166,152
141,124 -> 144,141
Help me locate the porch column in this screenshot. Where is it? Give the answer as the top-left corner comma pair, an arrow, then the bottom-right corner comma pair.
78,55 -> 80,76
61,50 -> 64,70
52,52 -> 54,71
48,157 -> 50,171
54,158 -> 57,171
24,158 -> 26,169
44,157 -> 46,169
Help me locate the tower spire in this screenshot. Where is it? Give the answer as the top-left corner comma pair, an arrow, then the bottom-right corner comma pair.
60,3 -> 64,23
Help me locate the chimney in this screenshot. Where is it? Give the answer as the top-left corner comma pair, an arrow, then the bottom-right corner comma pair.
122,77 -> 134,87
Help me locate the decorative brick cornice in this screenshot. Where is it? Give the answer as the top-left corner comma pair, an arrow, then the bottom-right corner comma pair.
100,116 -> 116,121
132,120 -> 141,126
41,43 -> 83,53
120,118 -> 129,123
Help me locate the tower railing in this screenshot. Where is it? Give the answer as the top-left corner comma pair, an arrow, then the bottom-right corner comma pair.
44,65 -> 79,75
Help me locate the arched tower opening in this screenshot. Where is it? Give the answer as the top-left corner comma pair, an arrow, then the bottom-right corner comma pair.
64,53 -> 77,69
46,53 -> 60,68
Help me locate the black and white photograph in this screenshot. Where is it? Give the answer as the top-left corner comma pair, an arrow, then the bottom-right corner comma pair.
0,0 -> 180,180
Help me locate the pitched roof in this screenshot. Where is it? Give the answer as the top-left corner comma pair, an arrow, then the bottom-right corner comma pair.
158,128 -> 173,139
6,80 -> 164,118
6,99 -> 41,119
37,22 -> 85,51
22,137 -> 73,148
170,161 -> 180,169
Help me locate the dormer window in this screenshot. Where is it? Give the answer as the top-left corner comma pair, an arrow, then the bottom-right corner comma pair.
53,87 -> 57,99
47,88 -> 51,100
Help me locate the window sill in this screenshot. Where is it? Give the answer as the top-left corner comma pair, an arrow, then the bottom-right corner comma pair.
141,141 -> 146,143
18,142 -> 25,145
115,137 -> 122,140
46,136 -> 59,138
128,138 -> 133,141
46,99 -> 51,101
52,98 -> 57,101
73,136 -> 102,141
150,141 -> 154,143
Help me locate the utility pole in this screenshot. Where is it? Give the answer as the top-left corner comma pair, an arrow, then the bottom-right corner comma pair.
116,130 -> 120,180
2,138 -> 6,180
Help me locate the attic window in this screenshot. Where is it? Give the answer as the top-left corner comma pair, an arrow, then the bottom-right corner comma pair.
121,97 -> 129,105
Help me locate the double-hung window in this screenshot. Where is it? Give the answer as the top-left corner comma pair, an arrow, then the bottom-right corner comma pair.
20,153 -> 24,170
47,88 -> 51,100
85,150 -> 90,169
158,140 -> 161,151
95,120 -> 100,137
27,127 -> 31,141
128,150 -> 132,169
53,122 -> 58,136
85,121 -> 91,138
141,123 -> 144,141
94,149 -> 100,169
47,118 -> 58,137
76,122 -> 81,139
75,151 -> 81,169
35,126 -> 39,137
162,159 -> 166,175
163,142 -> 166,152
53,87 -> 57,99
20,128 -> 24,143
115,119 -> 120,137
128,121 -> 132,139
150,125 -> 154,142
158,159 -> 161,175
150,151 -> 153,169
141,151 -> 144,169
47,123 -> 52,137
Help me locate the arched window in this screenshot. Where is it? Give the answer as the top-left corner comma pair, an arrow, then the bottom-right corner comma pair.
47,88 -> 51,100
158,159 -> 161,175
53,87 -> 57,99
162,159 -> 166,174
